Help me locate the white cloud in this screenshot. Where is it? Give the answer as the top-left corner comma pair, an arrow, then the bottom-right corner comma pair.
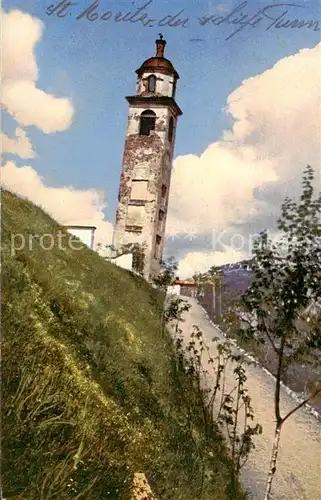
167,43 -> 321,275
177,247 -> 248,279
1,161 -> 113,247
168,43 -> 321,239
168,145 -> 277,236
1,128 -> 36,159
0,10 -> 109,251
2,9 -> 74,133
2,9 -> 41,82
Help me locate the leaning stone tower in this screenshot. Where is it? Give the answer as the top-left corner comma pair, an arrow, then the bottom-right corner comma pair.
113,35 -> 182,280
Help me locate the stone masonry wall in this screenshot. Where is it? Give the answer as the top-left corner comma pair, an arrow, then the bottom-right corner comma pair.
113,103 -> 177,279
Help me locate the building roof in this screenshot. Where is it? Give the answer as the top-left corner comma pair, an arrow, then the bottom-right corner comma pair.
175,279 -> 196,286
136,57 -> 179,79
136,36 -> 179,79
63,225 -> 97,230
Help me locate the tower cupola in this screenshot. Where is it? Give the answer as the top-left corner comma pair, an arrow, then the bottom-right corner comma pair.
135,34 -> 179,98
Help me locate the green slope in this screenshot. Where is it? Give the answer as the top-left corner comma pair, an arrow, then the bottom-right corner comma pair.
2,190 -> 241,499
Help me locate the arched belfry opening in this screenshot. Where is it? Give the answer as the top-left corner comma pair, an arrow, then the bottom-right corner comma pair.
139,110 -> 156,136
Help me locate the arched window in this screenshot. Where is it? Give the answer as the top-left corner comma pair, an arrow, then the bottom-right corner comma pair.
139,110 -> 156,136
168,116 -> 174,142
148,75 -> 156,92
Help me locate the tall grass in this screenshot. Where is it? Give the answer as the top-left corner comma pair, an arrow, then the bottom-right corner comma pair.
2,190 -> 242,499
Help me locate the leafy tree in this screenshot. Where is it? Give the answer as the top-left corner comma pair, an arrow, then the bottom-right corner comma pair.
153,257 -> 180,335
192,268 -> 224,322
193,267 -> 224,286
153,256 -> 178,291
240,166 -> 321,499
118,243 -> 146,276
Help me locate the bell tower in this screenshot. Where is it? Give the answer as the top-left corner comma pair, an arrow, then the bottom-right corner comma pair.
113,35 -> 182,280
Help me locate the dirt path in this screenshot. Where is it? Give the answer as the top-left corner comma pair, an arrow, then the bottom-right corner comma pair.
176,297 -> 321,500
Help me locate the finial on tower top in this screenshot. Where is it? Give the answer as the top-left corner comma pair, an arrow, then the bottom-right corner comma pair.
155,34 -> 166,57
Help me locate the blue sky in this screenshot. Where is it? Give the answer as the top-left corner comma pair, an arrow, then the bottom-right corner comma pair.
2,0 -> 321,275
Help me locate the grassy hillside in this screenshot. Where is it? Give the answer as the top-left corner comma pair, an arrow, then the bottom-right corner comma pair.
2,190 -> 242,499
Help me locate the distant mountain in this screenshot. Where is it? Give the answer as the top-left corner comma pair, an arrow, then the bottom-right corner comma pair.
218,259 -> 253,294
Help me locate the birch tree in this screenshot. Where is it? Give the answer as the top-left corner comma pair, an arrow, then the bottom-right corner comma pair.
240,165 -> 321,499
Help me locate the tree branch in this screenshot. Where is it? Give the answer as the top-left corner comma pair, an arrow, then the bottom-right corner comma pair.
283,326 -> 320,370
262,316 -> 279,356
283,385 -> 321,423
